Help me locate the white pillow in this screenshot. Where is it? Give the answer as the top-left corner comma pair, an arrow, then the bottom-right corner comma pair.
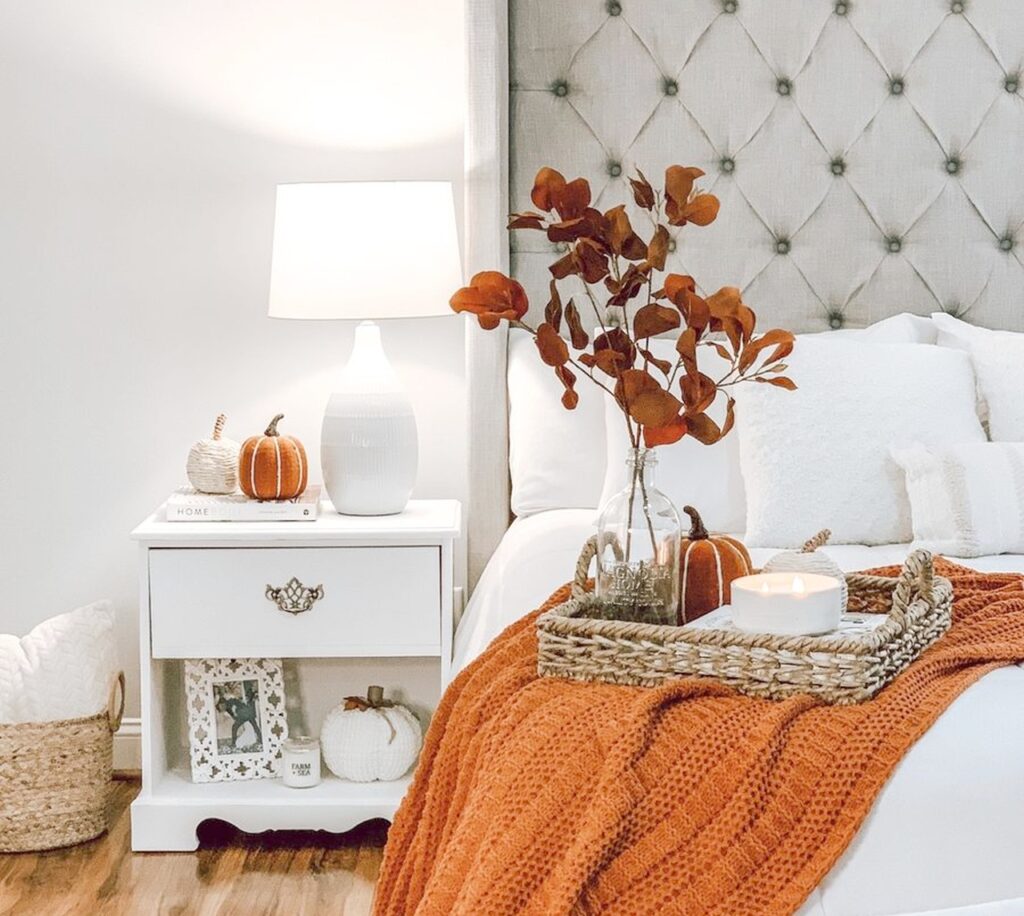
508,329 -> 606,515
597,314 -> 938,533
931,312 -> 1023,439
734,340 -> 985,547
0,601 -> 116,724
806,312 -> 938,344
891,442 -> 1024,557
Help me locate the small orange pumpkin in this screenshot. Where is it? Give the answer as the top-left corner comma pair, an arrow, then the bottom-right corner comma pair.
679,505 -> 752,624
239,413 -> 308,500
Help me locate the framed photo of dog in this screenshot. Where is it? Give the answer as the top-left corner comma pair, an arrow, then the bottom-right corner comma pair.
184,657 -> 288,782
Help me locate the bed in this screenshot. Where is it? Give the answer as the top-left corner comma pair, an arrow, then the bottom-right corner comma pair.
455,511 -> 1024,916
457,2 -> 1024,913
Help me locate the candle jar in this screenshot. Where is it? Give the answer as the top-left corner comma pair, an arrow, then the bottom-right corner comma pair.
730,572 -> 842,636
281,736 -> 322,788
595,448 -> 681,625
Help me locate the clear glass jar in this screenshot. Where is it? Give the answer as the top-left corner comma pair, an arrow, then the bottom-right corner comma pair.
595,447 -> 681,625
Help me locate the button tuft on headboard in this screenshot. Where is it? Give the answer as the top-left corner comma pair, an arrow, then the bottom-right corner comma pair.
551,80 -> 570,98
719,156 -> 735,174
828,311 -> 844,330
889,78 -> 904,95
606,0 -> 622,15
834,1 -> 849,14
775,238 -> 791,255
950,0 -> 965,12
1006,74 -> 1020,94
607,161 -> 623,178
663,77 -> 678,96
945,156 -> 962,175
999,235 -> 1015,252
830,157 -> 845,176
886,236 -> 903,254
776,78 -> 792,96
721,0 -> 738,13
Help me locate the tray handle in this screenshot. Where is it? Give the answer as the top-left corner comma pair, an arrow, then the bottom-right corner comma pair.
572,534 -> 624,598
891,549 -> 934,620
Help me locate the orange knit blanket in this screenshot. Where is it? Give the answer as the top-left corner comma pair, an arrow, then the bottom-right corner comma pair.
375,561 -> 1024,916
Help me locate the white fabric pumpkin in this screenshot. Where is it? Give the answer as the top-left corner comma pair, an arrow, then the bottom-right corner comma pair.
186,414 -> 240,494
320,686 -> 422,783
762,530 -> 849,611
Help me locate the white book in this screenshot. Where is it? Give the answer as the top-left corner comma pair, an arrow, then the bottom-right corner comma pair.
165,485 -> 321,522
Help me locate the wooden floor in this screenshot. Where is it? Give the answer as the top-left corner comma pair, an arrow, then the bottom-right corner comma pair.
0,777 -> 387,916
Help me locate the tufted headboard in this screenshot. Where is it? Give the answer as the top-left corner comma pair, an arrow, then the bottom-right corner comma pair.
510,0 -> 1023,332
464,0 -> 1024,585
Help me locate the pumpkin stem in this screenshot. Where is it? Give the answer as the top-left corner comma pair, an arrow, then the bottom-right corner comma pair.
367,685 -> 384,707
264,413 -> 284,437
683,505 -> 708,540
212,413 -> 226,441
802,529 -> 831,552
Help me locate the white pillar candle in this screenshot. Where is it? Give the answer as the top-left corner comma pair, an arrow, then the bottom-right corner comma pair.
281,736 -> 322,788
730,572 -> 842,636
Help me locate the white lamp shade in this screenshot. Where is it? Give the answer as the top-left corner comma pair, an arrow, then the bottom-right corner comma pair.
268,181 -> 462,320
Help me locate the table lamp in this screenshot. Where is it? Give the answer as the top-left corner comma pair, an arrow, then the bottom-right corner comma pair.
268,181 -> 462,515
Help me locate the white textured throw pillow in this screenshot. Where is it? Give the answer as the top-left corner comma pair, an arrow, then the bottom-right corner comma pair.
508,330 -> 607,515
0,601 -> 116,724
598,315 -> 940,534
892,442 -> 1024,557
931,312 -> 1024,440
734,340 -> 985,547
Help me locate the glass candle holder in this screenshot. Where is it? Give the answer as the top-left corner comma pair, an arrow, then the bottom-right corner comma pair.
281,736 -> 322,788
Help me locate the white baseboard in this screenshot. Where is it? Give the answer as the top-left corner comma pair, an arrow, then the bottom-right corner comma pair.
113,717 -> 142,772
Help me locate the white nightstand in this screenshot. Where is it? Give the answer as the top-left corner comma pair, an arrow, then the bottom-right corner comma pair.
130,498 -> 461,852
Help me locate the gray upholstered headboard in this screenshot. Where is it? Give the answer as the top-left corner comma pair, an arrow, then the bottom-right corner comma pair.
464,0 -> 1024,587
508,0 -> 1024,332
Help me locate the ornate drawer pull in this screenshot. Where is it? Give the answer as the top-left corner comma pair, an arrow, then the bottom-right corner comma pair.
266,577 -> 324,615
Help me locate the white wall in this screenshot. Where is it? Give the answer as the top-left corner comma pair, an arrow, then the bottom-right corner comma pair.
0,1 -> 467,720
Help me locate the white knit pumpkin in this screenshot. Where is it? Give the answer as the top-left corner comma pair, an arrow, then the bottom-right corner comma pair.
186,414 -> 240,494
763,529 -> 849,611
320,687 -> 422,783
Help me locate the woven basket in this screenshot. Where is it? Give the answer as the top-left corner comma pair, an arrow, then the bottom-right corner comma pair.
0,671 -> 124,852
537,541 -> 952,704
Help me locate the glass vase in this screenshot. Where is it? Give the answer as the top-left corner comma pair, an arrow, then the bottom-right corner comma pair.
595,447 -> 681,625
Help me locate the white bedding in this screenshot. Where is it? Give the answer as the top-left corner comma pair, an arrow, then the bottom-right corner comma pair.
454,510 -> 1024,916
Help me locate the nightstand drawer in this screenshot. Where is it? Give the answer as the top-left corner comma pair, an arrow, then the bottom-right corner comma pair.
148,546 -> 440,658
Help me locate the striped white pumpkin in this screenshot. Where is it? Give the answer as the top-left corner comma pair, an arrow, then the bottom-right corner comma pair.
763,529 -> 849,611
186,414 -> 239,494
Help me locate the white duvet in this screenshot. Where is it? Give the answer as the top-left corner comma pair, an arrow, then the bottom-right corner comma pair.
454,510 -> 1024,916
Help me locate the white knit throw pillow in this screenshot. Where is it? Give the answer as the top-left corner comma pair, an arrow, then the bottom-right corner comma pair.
0,601 -> 116,724
891,442 -> 1024,558
734,339 -> 985,548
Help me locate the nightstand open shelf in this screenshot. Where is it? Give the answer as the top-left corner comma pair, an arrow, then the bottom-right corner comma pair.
130,499 -> 460,851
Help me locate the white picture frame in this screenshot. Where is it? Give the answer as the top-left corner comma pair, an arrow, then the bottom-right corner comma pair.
184,657 -> 287,783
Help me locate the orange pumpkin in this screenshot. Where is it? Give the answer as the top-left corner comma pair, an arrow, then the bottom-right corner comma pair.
239,413 -> 308,500
678,505 -> 752,624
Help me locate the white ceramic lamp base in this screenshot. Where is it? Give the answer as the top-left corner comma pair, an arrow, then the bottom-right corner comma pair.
321,321 -> 418,516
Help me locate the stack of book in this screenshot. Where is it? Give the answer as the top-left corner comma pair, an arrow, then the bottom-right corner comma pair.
165,485 -> 321,522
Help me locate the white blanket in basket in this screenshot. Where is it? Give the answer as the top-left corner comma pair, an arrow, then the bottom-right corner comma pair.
0,601 -> 116,724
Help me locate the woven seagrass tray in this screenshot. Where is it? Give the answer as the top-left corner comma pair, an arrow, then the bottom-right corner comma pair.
537,540 -> 952,704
